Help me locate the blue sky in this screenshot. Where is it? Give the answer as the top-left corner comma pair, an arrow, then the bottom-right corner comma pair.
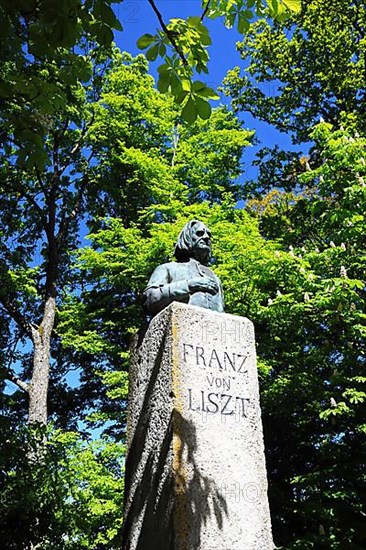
115,0 -> 243,86
112,0 -> 303,179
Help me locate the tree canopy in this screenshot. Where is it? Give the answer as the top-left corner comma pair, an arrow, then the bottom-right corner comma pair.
1,0 -> 365,548
0,43 -> 260,546
224,0 -> 366,143
220,1 -> 366,546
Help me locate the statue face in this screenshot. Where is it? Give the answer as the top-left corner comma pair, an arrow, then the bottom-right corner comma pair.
191,222 -> 212,263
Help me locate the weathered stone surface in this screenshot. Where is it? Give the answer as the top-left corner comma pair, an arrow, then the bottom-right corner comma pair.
122,302 -> 274,550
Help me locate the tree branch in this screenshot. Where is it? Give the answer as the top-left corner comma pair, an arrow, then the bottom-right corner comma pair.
56,174 -> 88,243
44,184 -> 58,300
23,194 -> 48,232
148,0 -> 188,66
3,366 -> 30,393
0,295 -> 33,338
59,117 -> 94,175
0,274 -> 32,337
0,175 -> 47,228
201,0 -> 211,21
34,163 -> 48,193
171,125 -> 180,167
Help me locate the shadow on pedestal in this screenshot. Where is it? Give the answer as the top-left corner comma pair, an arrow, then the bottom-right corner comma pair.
122,331 -> 228,550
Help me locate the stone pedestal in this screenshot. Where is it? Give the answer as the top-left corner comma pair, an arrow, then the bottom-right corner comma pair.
122,302 -> 273,550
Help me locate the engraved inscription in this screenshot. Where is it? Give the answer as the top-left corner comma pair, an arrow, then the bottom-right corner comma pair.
206,373 -> 231,391
183,343 -> 249,375
183,342 -> 252,421
188,389 -> 250,417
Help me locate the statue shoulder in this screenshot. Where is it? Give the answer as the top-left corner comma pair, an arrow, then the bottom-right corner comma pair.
152,260 -> 179,272
163,260 -> 179,267
146,261 -> 179,286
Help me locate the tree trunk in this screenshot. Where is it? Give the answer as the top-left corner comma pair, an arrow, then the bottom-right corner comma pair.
28,295 -> 56,425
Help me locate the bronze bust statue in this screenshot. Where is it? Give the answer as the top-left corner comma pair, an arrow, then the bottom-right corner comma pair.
143,220 -> 224,316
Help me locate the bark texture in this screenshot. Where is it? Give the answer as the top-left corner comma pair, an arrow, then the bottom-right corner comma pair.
28,296 -> 56,425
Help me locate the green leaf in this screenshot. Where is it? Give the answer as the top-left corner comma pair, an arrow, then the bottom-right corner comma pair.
192,81 -> 206,92
157,71 -> 170,93
98,3 -> 122,30
175,90 -> 189,104
170,72 -> 183,94
157,63 -> 169,74
187,16 -> 202,28
182,96 -> 197,123
200,28 -> 212,46
195,96 -> 211,120
93,24 -> 113,46
238,15 -> 250,34
181,78 -> 192,92
158,43 -> 167,56
137,33 -> 156,50
146,44 -> 159,61
281,0 -> 301,13
224,12 -> 236,29
113,19 -> 123,32
194,85 -> 220,100
266,0 -> 278,15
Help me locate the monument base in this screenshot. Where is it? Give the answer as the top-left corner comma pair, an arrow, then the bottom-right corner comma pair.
122,302 -> 274,550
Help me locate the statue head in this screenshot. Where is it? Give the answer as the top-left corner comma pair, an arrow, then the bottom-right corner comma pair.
174,220 -> 212,265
